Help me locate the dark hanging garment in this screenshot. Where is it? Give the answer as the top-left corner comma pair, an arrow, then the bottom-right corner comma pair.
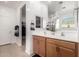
14,25 -> 19,37
22,25 -> 26,36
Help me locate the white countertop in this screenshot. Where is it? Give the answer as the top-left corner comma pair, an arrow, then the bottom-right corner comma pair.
32,29 -> 79,43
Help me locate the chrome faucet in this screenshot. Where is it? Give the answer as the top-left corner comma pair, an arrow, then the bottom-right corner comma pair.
44,31 -> 46,35
61,32 -> 64,36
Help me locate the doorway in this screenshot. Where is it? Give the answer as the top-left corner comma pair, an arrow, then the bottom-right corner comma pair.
20,4 -> 26,50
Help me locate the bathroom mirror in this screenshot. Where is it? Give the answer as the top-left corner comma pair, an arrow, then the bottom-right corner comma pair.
46,1 -> 78,32
61,16 -> 75,29
60,9 -> 77,30
46,16 -> 56,32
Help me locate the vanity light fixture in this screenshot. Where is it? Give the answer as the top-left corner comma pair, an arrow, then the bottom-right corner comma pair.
59,1 -> 63,4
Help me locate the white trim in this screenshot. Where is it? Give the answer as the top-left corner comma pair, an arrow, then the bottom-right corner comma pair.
25,49 -> 33,56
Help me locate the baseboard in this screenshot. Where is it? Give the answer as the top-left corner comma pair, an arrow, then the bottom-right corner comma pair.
25,49 -> 34,57
0,43 -> 11,46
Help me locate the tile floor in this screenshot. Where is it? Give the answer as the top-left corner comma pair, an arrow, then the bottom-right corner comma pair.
0,43 -> 29,57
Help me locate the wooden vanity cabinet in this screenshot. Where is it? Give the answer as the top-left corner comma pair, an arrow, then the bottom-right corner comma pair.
46,43 -> 58,57
33,36 -> 39,54
38,37 -> 46,56
46,38 -> 76,57
59,47 -> 75,57
33,35 -> 46,57
33,35 -> 78,57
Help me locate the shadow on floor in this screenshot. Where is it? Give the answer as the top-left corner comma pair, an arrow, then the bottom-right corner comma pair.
32,54 -> 40,57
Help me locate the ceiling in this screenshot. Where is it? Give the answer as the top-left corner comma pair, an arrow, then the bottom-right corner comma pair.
0,1 -> 62,15
0,1 -> 77,17
41,1 -> 77,17
48,1 -> 62,16
0,1 -> 25,9
41,1 -> 63,17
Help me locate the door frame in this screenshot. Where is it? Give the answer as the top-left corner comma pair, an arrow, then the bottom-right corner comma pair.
20,3 -> 26,47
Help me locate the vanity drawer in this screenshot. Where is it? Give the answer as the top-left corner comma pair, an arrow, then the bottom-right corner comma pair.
47,38 -> 76,50
57,40 -> 76,50
47,38 -> 58,45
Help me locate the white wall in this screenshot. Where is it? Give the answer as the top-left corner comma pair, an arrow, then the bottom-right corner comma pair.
25,1 -> 48,55
15,8 -> 21,46
0,5 -> 17,45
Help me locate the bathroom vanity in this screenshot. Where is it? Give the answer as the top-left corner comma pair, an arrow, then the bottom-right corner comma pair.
33,35 -> 79,57
32,1 -> 79,57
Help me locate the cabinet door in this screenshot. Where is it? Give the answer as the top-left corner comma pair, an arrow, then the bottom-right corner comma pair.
38,37 -> 45,57
59,47 -> 75,57
46,43 -> 58,57
33,36 -> 39,54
